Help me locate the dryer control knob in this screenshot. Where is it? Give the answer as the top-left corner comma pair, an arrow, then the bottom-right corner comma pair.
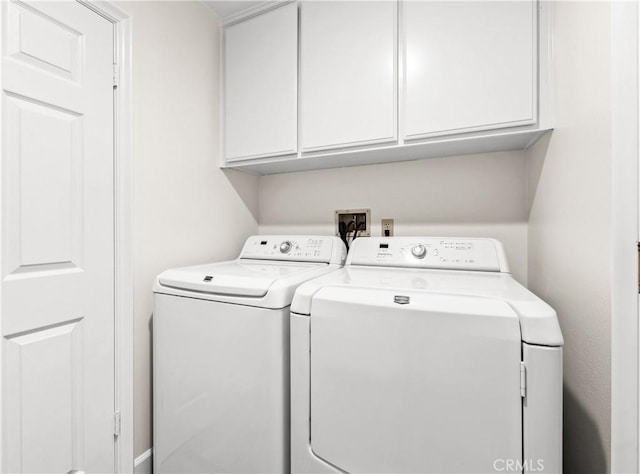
411,244 -> 427,259
280,241 -> 292,254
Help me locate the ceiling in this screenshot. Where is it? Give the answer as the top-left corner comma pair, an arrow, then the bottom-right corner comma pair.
204,1 -> 264,19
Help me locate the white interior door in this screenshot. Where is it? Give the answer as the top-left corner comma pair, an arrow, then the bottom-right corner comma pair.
1,1 -> 116,472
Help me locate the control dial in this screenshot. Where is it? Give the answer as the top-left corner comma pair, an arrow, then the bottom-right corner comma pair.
411,244 -> 427,259
280,241 -> 292,254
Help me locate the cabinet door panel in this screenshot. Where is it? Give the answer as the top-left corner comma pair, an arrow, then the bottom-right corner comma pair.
403,1 -> 536,140
224,3 -> 298,161
301,1 -> 397,152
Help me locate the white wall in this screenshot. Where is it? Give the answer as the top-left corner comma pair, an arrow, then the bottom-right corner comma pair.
526,1 -> 611,472
116,1 -> 259,458
259,151 -> 529,284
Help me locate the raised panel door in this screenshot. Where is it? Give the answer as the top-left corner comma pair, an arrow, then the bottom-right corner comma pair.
1,1 -> 115,471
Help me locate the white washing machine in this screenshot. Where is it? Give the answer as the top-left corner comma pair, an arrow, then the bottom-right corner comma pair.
291,237 -> 564,474
153,235 -> 346,474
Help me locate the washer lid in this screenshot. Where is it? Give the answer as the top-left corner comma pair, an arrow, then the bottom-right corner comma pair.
157,260 -> 326,297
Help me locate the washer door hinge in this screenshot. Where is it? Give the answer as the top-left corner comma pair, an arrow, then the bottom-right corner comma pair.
113,411 -> 121,437
520,362 -> 527,398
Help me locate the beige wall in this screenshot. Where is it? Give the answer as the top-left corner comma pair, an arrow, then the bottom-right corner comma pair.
526,2 -> 611,472
117,1 -> 259,457
259,151 -> 529,284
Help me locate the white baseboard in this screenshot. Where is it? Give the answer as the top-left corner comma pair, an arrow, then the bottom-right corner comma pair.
134,449 -> 152,474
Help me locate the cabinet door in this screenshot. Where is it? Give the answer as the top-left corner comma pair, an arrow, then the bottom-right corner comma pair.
224,3 -> 298,161
403,1 -> 536,140
301,1 -> 397,152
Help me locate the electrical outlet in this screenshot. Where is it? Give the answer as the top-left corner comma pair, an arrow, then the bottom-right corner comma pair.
335,209 -> 371,238
381,218 -> 394,237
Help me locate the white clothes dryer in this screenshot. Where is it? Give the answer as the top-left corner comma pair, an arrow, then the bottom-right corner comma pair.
290,237 -> 563,474
153,235 -> 346,474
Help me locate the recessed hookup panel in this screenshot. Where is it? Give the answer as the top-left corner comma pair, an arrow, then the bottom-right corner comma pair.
335,209 -> 371,239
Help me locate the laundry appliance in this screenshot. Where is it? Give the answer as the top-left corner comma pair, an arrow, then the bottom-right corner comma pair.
153,235 -> 346,474
290,237 -> 563,474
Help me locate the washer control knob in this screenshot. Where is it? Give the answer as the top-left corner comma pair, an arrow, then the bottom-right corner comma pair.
411,244 -> 427,259
280,241 -> 292,254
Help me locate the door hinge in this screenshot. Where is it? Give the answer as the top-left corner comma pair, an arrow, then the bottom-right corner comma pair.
113,411 -> 121,437
520,362 -> 527,398
113,63 -> 120,88
637,242 -> 639,293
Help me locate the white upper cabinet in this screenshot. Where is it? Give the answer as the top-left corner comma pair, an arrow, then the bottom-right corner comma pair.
300,1 -> 397,152
221,0 -> 550,174
403,1 -> 537,140
224,3 -> 298,161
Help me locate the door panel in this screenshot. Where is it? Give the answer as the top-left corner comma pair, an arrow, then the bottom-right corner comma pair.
301,1 -> 397,151
5,93 -> 83,272
310,288 -> 522,473
224,3 -> 298,161
2,1 -> 115,472
5,320 -> 85,473
403,1 -> 536,139
6,1 -> 82,83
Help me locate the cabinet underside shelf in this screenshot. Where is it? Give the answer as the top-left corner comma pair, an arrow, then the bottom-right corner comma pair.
223,128 -> 552,175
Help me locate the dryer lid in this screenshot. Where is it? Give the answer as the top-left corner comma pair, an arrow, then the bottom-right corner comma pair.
157,260 -> 326,297
291,266 -> 564,346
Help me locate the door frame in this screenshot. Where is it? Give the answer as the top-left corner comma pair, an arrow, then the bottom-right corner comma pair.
612,1 -> 640,472
78,1 -> 134,471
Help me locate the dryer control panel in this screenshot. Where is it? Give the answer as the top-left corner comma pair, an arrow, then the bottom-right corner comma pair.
346,237 -> 509,273
240,235 -> 347,265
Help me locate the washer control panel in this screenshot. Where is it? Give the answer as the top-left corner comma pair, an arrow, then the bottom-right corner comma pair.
346,237 -> 509,273
240,235 -> 347,264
